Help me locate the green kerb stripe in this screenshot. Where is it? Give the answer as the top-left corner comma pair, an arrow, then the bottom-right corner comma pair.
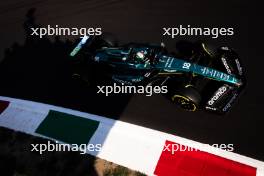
35,110 -> 99,145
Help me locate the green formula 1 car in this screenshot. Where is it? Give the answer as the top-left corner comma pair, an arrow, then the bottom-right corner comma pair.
69,34 -> 246,114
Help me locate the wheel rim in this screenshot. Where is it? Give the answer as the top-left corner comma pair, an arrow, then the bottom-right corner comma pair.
171,95 -> 197,111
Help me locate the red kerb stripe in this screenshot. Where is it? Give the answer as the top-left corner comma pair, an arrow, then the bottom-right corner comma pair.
154,140 -> 256,176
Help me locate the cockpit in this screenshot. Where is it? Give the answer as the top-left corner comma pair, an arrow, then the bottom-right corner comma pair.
103,46 -> 152,64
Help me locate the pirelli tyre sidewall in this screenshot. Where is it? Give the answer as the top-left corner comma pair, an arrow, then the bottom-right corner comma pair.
171,86 -> 201,111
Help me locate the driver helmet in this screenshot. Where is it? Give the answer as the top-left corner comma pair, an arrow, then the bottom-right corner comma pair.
135,51 -> 145,61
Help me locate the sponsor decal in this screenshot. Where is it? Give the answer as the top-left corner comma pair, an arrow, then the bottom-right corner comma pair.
164,57 -> 174,68
131,78 -> 143,82
208,86 -> 228,105
205,106 -> 217,111
164,69 -> 177,72
144,72 -> 151,77
221,57 -> 232,74
220,46 -> 229,51
112,77 -> 133,85
223,93 -> 238,112
235,59 -> 243,76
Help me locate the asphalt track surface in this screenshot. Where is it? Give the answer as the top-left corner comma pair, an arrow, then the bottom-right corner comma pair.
0,0 -> 263,162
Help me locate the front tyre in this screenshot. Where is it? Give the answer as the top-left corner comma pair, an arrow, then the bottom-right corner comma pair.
171,86 -> 201,111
